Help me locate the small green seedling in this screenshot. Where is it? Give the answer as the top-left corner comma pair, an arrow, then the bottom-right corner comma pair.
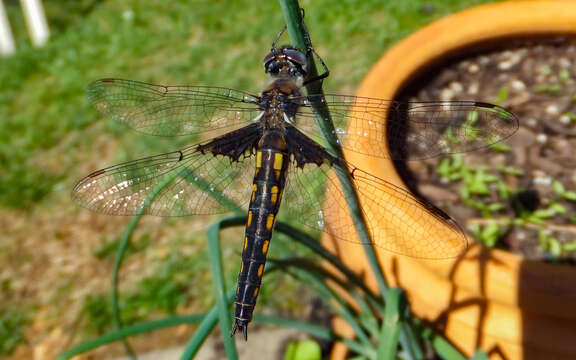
538,229 -> 562,257
497,86 -> 509,102
559,68 -> 572,84
553,180 -> 576,201
469,222 -> 506,248
535,83 -> 563,94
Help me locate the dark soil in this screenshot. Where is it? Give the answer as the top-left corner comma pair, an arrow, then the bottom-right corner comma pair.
395,36 -> 576,263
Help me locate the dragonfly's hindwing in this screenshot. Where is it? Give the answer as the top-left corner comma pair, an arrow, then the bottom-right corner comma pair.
232,130 -> 290,339
285,125 -> 337,168
197,123 -> 262,161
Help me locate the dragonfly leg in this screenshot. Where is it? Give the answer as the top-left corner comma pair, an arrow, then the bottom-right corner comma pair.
300,15 -> 330,86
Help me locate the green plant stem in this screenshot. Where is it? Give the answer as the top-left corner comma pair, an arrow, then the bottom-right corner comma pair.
111,170 -> 184,359
180,288 -> 237,360
276,2 -> 431,359
399,320 -> 423,360
109,169 -> 243,358
377,288 -> 405,360
57,315 -> 205,360
429,334 -> 467,360
276,221 -> 382,310
278,260 -> 375,358
278,0 -> 388,299
253,315 -> 332,339
206,218 -> 240,358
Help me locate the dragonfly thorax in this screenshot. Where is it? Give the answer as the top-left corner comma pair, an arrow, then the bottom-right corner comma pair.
259,78 -> 302,123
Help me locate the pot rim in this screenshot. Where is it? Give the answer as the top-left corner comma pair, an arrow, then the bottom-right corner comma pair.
331,1 -> 576,358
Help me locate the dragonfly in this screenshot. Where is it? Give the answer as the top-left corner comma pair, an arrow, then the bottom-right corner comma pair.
72,38 -> 518,340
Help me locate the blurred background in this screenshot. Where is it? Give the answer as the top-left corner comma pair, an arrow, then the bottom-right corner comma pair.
0,0 -> 496,358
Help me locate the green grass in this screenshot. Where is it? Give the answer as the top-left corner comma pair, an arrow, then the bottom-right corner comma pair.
82,255 -> 198,335
0,308 -> 27,356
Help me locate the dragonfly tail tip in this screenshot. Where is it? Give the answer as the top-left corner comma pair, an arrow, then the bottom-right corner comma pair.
230,320 -> 249,341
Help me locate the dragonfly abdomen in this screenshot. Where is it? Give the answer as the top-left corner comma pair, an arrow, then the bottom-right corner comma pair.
232,130 -> 289,340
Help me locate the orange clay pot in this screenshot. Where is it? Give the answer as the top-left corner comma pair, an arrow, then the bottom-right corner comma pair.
326,1 -> 576,359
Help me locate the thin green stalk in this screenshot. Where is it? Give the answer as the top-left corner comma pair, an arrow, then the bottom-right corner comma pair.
181,261 -> 279,360
351,291 -> 380,339
111,169 -> 184,358
253,315 -> 333,340
399,316 -> 423,359
180,287 -> 237,360
429,334 -> 467,360
276,221 -> 382,311
270,256 -> 380,329
377,288 -> 405,360
110,170 -> 244,359
206,218 -> 242,358
277,2 -> 430,359
57,315 -> 205,360
269,252 -> 387,344
281,263 -> 375,358
470,349 -> 491,360
278,0 -> 388,299
180,262 -> 300,360
181,169 -> 244,214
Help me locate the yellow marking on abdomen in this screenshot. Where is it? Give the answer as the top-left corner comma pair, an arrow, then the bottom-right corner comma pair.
244,236 -> 248,250
251,184 -> 257,202
273,153 -> 284,170
262,240 -> 269,255
266,214 -> 275,230
256,151 -> 262,167
240,262 -> 244,273
257,264 -> 264,277
253,287 -> 259,297
270,185 -> 279,206
247,211 -> 253,227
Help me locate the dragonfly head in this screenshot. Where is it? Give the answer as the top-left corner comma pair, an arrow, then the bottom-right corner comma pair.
263,45 -> 307,81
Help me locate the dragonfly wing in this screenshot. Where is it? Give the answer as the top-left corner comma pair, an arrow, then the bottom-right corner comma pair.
87,78 -> 262,137
283,159 -> 467,259
295,95 -> 518,160
71,124 -> 264,216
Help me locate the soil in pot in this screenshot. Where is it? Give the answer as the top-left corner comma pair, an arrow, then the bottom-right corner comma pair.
393,36 -> 576,263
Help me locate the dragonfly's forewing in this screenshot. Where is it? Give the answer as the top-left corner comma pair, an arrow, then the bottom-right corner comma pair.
72,142 -> 255,216
282,159 -> 467,259
295,96 -> 519,160
78,79 -> 516,259
87,78 -> 262,138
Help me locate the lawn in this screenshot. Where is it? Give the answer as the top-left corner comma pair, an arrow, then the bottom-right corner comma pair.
0,0 -> 493,358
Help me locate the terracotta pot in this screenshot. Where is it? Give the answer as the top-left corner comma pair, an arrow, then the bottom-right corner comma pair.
327,1 -> 576,359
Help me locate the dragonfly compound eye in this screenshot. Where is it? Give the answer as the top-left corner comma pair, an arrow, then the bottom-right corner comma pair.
263,46 -> 307,78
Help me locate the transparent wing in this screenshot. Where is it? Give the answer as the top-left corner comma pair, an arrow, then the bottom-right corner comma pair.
282,159 -> 467,259
295,95 -> 519,160
87,78 -> 262,137
72,144 -> 255,216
